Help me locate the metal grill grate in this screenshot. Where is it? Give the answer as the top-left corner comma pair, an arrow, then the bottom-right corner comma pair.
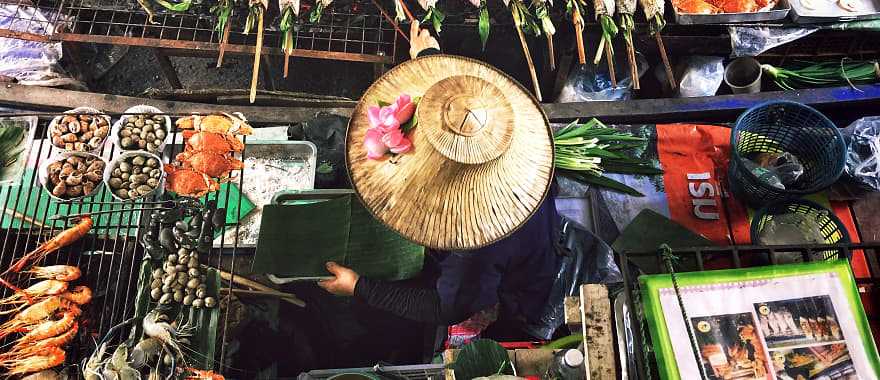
0,0 -> 397,63
0,112 -> 248,375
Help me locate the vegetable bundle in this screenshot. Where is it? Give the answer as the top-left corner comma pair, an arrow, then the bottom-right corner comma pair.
555,118 -> 662,196
762,60 -> 880,90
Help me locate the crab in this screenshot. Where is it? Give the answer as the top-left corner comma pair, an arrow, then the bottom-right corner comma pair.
176,114 -> 254,135
164,164 -> 220,197
183,130 -> 245,153
174,151 -> 244,178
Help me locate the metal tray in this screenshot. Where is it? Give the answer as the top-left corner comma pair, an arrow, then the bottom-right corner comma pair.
673,0 -> 791,24
790,0 -> 880,23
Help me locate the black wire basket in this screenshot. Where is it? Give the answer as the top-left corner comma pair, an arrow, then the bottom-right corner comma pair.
750,199 -> 850,261
728,101 -> 846,207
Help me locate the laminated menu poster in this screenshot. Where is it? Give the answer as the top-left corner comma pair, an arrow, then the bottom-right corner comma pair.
641,260 -> 880,380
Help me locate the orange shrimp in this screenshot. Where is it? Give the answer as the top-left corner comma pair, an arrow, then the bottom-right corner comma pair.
60,285 -> 92,305
16,311 -> 78,344
3,216 -> 92,276
185,368 -> 225,380
0,280 -> 68,312
0,346 -> 65,377
1,322 -> 78,361
0,297 -> 78,339
24,265 -> 81,282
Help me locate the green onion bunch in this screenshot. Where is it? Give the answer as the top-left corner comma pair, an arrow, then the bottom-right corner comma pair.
555,118 -> 662,196
762,60 -> 880,90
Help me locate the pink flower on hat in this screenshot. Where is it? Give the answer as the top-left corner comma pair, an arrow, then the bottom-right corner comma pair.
364,94 -> 416,159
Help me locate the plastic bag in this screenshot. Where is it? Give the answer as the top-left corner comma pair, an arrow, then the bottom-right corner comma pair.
842,116 -> 880,192
676,56 -> 724,98
0,4 -> 83,88
524,217 -> 623,340
728,26 -> 818,58
288,113 -> 351,189
741,152 -> 804,190
557,49 -> 649,102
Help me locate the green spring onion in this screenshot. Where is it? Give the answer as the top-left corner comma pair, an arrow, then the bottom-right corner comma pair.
762,59 -> 880,90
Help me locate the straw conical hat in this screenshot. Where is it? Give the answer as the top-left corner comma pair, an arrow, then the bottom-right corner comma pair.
346,55 -> 554,250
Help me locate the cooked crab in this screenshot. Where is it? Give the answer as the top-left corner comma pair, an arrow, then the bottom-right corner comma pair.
183,131 -> 245,153
176,115 -> 254,135
164,164 -> 221,197
175,151 -> 244,178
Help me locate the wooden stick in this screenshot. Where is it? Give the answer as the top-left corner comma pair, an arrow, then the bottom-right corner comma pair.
572,7 -> 586,65
223,287 -> 301,300
283,51 -> 290,78
604,40 -> 617,87
625,32 -> 639,89
215,267 -> 306,307
217,16 -> 232,68
371,0 -> 410,42
249,10 -> 265,104
513,10 -> 542,101
547,34 -> 556,71
397,0 -> 416,22
655,32 -> 676,91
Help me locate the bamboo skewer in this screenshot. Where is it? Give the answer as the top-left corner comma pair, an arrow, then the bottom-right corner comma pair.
217,18 -> 232,68
511,4 -> 543,102
284,51 -> 291,78
371,0 -> 410,42
625,36 -> 639,89
572,6 -> 586,65
223,288 -> 301,300
547,34 -> 556,71
249,10 -> 265,104
3,208 -> 45,228
655,32 -> 676,90
604,41 -> 617,87
398,0 -> 416,21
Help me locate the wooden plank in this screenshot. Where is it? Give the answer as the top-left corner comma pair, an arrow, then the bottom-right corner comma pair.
564,295 -> 582,330
152,49 -> 183,89
0,84 -> 353,124
580,284 -> 615,380
542,84 -> 880,124
514,349 -> 556,376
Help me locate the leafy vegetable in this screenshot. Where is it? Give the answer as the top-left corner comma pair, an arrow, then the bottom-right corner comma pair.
762,59 -> 880,90
510,0 -> 540,36
478,0 -> 490,50
154,0 -> 192,12
422,6 -> 446,33
543,333 -> 582,349
594,15 -> 617,65
450,339 -> 513,380
280,7 -> 296,55
554,118 -> 661,196
244,4 -> 262,34
0,124 -> 25,168
309,1 -> 326,23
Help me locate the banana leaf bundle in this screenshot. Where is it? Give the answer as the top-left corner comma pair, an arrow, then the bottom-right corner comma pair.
280,0 -> 300,77
593,0 -> 618,86
554,118 -> 662,196
309,0 -> 334,22
0,123 -> 25,169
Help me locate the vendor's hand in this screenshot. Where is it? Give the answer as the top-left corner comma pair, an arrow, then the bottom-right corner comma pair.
409,21 -> 439,59
318,262 -> 359,296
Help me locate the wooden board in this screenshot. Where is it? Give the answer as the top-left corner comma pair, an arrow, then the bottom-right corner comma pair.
0,84 -> 353,124
580,284 -> 616,380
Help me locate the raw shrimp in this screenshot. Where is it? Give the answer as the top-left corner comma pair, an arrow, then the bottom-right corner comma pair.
25,265 -> 81,282
0,280 -> 68,313
143,310 -> 188,366
129,337 -> 163,369
0,346 -> 65,377
20,370 -> 61,380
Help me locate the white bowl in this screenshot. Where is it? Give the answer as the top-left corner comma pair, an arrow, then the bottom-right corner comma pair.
47,106 -> 111,154
38,151 -> 108,202
104,150 -> 166,202
110,105 -> 172,154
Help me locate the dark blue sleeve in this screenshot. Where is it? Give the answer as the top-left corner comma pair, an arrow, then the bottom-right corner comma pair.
417,48 -> 441,57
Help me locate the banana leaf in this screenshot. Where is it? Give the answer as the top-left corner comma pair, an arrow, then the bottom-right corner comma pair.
450,339 -> 513,380
129,260 -> 221,370
561,170 -> 646,197
0,117 -> 36,186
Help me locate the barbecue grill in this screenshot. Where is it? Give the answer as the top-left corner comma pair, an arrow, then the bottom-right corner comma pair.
0,111 -> 248,374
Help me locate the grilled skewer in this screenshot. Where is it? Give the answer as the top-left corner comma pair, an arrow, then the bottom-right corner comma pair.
617,0 -> 639,89
594,0 -> 618,87
245,0 -> 269,103
279,0 -> 300,77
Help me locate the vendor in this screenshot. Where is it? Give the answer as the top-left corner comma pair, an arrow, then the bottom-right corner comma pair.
318,21 -> 561,346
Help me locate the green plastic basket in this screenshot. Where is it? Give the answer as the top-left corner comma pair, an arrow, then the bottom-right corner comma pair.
750,199 -> 850,261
